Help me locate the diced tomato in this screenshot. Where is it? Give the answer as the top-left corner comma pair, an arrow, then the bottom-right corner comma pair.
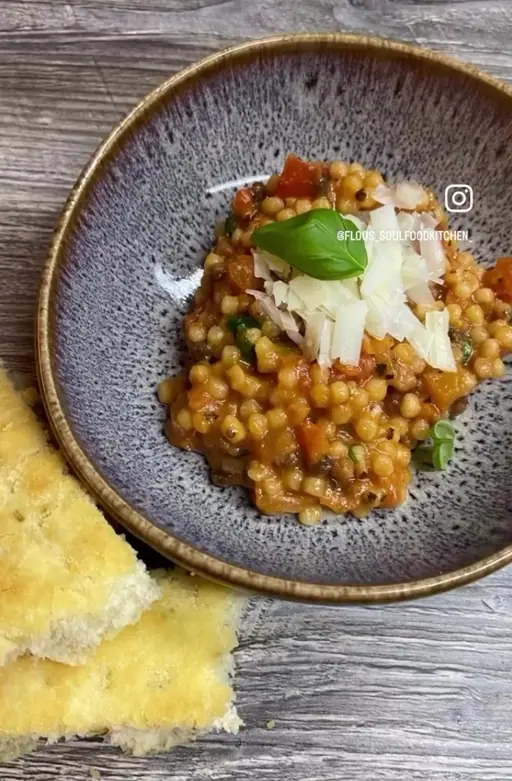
423,369 -> 469,411
227,254 -> 257,292
297,420 -> 330,464
333,353 -> 376,382
483,256 -> 512,303
276,154 -> 321,199
233,187 -> 254,217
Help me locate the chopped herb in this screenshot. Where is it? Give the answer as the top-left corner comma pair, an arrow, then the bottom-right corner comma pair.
236,329 -> 257,360
226,314 -> 260,334
252,209 -> 368,281
224,213 -> 237,236
348,445 -> 364,464
226,314 -> 261,361
449,328 -> 473,365
461,339 -> 473,365
414,420 -> 456,471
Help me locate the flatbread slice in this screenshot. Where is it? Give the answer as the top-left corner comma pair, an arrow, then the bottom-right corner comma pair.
0,369 -> 159,665
0,569 -> 242,760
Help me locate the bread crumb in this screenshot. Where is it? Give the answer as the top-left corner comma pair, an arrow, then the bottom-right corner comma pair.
89,769 -> 101,780
265,720 -> 275,730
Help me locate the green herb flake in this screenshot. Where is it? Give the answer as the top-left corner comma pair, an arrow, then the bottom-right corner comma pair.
348,445 -> 363,464
431,420 -> 456,443
226,314 -> 260,334
251,208 -> 368,281
226,314 -> 261,361
224,213 -> 237,236
461,338 -> 473,365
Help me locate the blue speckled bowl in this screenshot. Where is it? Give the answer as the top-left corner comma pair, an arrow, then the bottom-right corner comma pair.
37,35 -> 512,602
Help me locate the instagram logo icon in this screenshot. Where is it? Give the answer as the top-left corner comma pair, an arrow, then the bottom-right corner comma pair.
445,184 -> 473,213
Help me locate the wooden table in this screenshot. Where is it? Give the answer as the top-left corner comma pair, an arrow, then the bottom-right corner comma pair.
2,2 -> 512,779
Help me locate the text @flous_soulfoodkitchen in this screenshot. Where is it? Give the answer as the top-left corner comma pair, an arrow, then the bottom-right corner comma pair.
336,229 -> 470,242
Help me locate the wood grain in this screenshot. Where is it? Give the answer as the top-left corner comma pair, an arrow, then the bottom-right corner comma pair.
2,2 -> 512,779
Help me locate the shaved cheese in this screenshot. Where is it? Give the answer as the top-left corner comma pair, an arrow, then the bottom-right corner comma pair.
289,277 -> 329,311
246,288 -> 270,306
420,234 -> 445,281
332,300 -> 368,366
286,287 -> 304,312
247,289 -> 303,346
401,249 -> 435,306
318,318 -> 335,368
402,309 -> 432,361
246,193 -> 451,373
361,242 -> 402,299
369,204 -> 401,236
395,181 -> 427,209
340,278 -> 361,298
396,211 -> 414,232
272,281 -> 289,308
365,295 -> 392,340
352,206 -> 405,339
304,312 -> 326,362
419,218 -> 446,280
252,251 -> 272,281
419,212 -> 438,230
361,210 -> 405,325
390,305 -> 427,351
425,310 -> 456,372
246,289 -> 283,327
373,180 -> 427,210
402,248 -> 429,287
252,249 -> 291,279
372,183 -> 395,206
320,281 -> 360,318
280,310 -> 304,346
407,283 -> 435,307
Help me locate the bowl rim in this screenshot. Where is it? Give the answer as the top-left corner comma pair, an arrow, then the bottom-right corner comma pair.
37,32 -> 512,603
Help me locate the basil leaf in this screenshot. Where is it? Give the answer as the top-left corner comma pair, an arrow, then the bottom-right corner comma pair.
414,420 -> 456,470
252,209 -> 367,281
432,440 -> 454,470
226,314 -> 260,333
413,446 -> 435,468
431,420 -> 455,444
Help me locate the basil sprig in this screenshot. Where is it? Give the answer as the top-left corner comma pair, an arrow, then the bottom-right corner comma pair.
414,420 -> 456,470
252,209 -> 367,281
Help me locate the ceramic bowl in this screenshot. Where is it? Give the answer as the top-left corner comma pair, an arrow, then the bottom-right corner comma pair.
37,34 -> 512,602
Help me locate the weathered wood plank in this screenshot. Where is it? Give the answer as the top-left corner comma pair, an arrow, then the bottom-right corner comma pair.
1,2 -> 512,779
